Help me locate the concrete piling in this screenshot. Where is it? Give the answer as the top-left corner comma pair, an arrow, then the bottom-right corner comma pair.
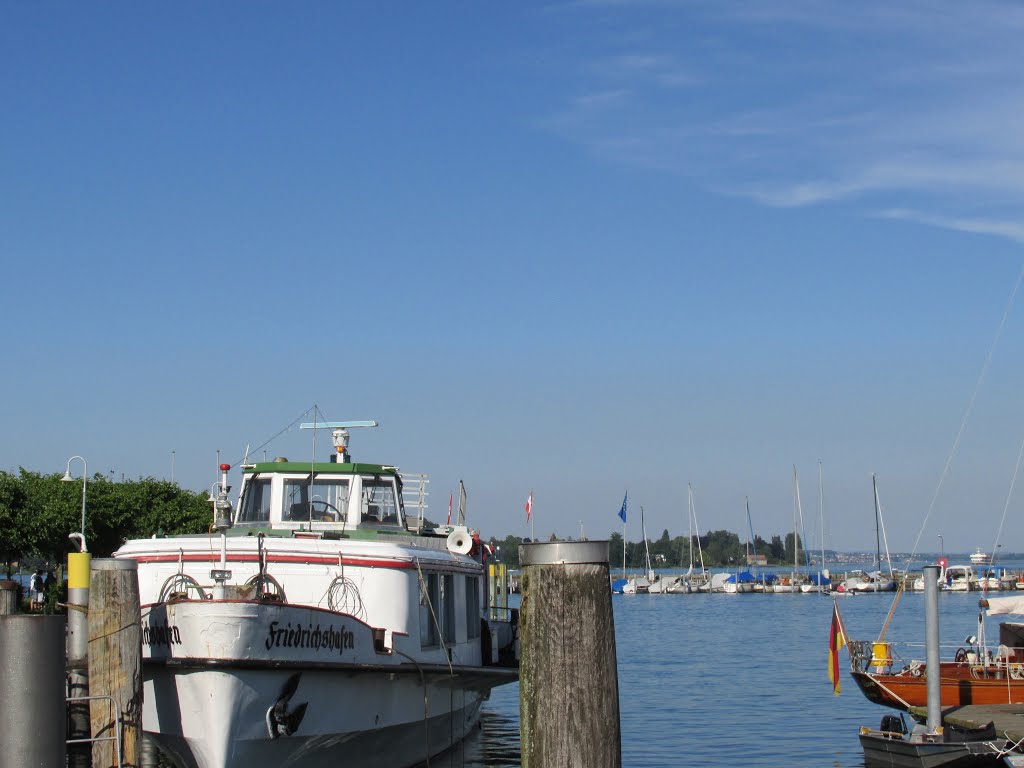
0,615 -> 67,767
518,540 -> 621,768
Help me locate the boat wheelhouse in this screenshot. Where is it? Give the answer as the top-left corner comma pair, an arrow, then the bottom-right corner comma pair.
115,420 -> 518,768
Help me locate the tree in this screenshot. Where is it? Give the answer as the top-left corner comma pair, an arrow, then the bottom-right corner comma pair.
0,471 -> 29,576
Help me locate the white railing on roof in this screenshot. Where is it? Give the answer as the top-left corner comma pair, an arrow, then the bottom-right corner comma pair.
399,473 -> 429,531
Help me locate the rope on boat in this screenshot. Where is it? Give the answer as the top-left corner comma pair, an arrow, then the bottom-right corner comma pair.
991,434 -> 1024,572
867,673 -> 914,710
993,732 -> 1024,758
393,648 -> 431,768
890,266 -> 1024,611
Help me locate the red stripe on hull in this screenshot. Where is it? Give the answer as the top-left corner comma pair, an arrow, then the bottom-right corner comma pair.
123,552 -> 481,575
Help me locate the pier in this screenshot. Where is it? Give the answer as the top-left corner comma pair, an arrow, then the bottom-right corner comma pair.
910,704 -> 1024,744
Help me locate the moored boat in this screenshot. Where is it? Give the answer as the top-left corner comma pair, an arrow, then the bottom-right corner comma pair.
970,548 -> 992,566
114,420 -> 518,768
848,596 -> 1024,711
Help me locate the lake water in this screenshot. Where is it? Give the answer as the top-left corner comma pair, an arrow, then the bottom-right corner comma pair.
430,576 -> 1016,768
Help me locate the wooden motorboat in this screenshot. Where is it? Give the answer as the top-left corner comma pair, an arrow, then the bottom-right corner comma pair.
849,597 -> 1024,711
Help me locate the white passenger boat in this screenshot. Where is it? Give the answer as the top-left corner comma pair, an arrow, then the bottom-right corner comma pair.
970,548 -> 992,566
114,420 -> 518,768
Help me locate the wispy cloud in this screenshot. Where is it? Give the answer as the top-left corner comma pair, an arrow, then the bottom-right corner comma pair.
543,0 -> 1024,243
879,209 -> 1024,244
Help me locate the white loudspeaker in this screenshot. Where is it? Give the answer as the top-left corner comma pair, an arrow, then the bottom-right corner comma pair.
446,529 -> 473,555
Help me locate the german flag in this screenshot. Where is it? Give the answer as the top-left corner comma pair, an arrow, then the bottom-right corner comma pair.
828,600 -> 847,695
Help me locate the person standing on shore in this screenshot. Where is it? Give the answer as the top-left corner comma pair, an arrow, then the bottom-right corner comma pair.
29,569 -> 44,611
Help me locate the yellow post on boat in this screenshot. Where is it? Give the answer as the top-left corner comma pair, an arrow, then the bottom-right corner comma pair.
871,641 -> 892,671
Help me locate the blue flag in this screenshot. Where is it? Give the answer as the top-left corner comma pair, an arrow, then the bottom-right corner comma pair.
618,492 -> 627,523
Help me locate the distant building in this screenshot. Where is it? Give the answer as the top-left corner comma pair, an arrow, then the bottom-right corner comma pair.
747,553 -> 767,566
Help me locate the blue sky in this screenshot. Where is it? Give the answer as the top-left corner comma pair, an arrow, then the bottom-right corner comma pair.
4,2 -> 1024,555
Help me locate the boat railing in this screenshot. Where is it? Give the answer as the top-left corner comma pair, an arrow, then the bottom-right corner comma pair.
851,638 -> 1024,678
399,473 -> 429,530
67,693 -> 123,767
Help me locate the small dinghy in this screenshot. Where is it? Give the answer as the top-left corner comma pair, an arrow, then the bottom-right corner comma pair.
859,713 -> 1009,768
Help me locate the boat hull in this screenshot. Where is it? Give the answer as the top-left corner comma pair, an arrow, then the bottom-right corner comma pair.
852,664 -> 1024,710
145,664 -> 485,768
140,599 -> 514,768
859,731 -> 1005,768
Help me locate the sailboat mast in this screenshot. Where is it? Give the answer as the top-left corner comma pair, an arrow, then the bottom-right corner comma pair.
818,461 -> 826,582
872,473 -> 882,574
745,496 -> 757,575
791,466 -> 799,576
693,487 -> 707,574
687,483 -> 694,570
640,505 -> 652,577
622,521 -> 627,580
868,473 -> 884,593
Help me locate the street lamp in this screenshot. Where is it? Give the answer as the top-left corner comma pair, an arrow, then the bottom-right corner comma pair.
62,455 -> 88,552
938,534 -> 944,556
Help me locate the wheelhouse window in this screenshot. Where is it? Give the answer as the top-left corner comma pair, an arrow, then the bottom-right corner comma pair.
441,574 -> 456,644
466,576 -> 481,640
360,476 -> 402,527
419,573 -> 439,648
237,478 -> 272,524
284,477 -> 350,524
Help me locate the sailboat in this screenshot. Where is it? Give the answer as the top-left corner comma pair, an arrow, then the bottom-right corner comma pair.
623,506 -> 657,594
801,461 -> 832,593
842,474 -> 896,593
667,483 -> 711,594
724,498 -> 759,594
774,466 -> 809,593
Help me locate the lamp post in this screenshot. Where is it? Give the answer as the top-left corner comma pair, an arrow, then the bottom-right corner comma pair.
938,534 -> 944,556
62,456 -> 88,552
61,455 -> 91,767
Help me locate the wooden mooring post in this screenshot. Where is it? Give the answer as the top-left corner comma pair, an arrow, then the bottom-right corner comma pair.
88,557 -> 142,768
0,579 -> 18,615
518,540 -> 621,768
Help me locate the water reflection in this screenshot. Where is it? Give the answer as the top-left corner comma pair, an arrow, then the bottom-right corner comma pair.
414,706 -> 521,768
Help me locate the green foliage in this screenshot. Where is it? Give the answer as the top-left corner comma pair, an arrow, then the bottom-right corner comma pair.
489,534 -> 525,569
0,469 -> 212,569
0,472 -> 29,576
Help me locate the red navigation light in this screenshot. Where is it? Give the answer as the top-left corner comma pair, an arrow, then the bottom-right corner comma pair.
219,463 -> 231,471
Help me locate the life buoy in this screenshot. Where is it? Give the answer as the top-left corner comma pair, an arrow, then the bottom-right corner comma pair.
1010,664 -> 1024,680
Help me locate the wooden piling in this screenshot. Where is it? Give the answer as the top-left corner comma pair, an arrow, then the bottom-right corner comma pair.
0,579 -> 18,615
88,557 -> 142,768
518,540 -> 621,768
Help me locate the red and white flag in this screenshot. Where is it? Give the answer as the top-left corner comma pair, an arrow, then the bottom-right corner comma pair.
447,492 -> 453,525
525,491 -> 533,522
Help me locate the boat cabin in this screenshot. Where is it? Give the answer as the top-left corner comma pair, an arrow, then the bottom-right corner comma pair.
234,460 -> 408,533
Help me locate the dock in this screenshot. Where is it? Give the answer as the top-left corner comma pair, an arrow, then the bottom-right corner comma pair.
909,704 -> 1024,744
